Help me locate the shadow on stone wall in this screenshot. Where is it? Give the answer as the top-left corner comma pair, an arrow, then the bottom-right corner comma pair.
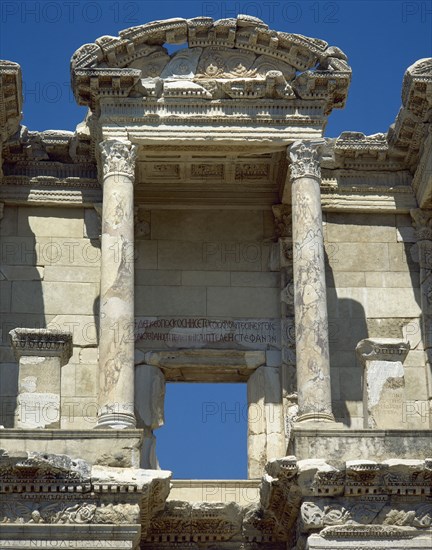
325,252 -> 368,428
0,206 -> 45,427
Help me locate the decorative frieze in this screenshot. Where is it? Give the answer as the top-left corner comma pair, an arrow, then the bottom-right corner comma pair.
0,450 -> 171,543
411,208 -> 432,242
272,204 -> 292,239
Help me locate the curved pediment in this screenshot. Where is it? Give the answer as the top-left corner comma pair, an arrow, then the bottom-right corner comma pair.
71,15 -> 351,113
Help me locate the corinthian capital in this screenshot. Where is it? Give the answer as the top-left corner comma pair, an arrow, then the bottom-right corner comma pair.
288,140 -> 325,181
99,139 -> 137,180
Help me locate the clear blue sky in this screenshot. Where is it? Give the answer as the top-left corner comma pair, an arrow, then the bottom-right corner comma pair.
1,1 -> 430,478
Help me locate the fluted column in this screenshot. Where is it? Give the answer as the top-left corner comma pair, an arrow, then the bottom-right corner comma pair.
97,139 -> 137,429
289,140 -> 334,423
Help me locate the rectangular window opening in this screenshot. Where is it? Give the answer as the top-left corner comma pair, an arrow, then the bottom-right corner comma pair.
156,382 -> 247,479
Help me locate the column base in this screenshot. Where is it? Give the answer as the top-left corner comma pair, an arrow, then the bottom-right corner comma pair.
296,412 -> 335,423
96,412 -> 136,429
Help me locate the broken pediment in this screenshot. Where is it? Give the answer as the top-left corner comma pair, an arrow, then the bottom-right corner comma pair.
71,15 -> 351,113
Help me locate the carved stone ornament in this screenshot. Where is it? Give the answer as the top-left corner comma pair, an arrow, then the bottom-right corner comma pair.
411,208 -> 432,241
99,139 -> 137,180
272,203 -> 292,239
288,140 -> 325,181
9,328 -> 73,366
0,451 -> 171,529
71,15 -> 351,112
355,338 -> 410,363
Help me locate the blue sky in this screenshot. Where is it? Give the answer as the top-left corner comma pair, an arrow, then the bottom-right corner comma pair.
1,1 -> 430,136
1,1 -> 430,478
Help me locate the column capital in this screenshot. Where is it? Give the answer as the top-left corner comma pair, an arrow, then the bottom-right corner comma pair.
411,208 -> 432,241
99,139 -> 137,181
356,338 -> 410,364
288,139 -> 325,181
9,328 -> 73,367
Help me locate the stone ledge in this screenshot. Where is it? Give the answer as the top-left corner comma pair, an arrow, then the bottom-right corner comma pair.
9,328 -> 73,366
0,523 -> 141,548
0,429 -> 144,468
168,479 -> 260,505
293,428 -> 432,465
306,533 -> 432,549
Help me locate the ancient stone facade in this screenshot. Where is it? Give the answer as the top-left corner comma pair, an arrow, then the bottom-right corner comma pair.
0,15 -> 431,549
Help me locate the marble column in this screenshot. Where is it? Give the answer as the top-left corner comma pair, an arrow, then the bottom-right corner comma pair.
97,139 -> 137,429
289,140 -> 334,423
410,208 -> 432,428
272,204 -> 298,446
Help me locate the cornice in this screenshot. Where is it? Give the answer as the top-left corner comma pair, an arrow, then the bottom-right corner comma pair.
0,60 -> 22,144
9,328 -> 73,366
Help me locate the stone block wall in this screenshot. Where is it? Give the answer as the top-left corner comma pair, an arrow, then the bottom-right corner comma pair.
0,205 -> 100,428
0,206 -> 428,431
133,209 -> 280,354
324,212 -> 425,429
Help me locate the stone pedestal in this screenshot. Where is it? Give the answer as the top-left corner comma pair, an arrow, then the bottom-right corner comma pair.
247,365 -> 286,478
289,141 -> 334,424
356,338 -> 410,429
97,139 -> 137,429
9,328 -> 72,429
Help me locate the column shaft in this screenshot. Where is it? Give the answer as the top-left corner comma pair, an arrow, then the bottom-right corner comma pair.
411,208 -> 432,428
289,140 -> 334,422
97,140 -> 137,429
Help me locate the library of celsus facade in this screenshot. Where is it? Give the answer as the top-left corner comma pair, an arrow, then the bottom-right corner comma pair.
0,14 -> 431,549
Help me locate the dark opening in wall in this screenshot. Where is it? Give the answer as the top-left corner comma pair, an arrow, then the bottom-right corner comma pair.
157,383 -> 247,479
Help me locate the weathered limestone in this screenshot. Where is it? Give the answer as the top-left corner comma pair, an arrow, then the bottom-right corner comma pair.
9,329 -> 72,428
135,364 -> 165,468
247,366 -> 286,478
411,208 -> 432,428
167,479 -> 260,505
272,204 -> 298,447
0,429 -> 144,467
0,451 -> 171,549
143,349 -> 266,382
294,427 -> 432,464
0,15 -> 431,550
97,140 -> 137,429
289,140 -> 334,423
356,338 -> 410,429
